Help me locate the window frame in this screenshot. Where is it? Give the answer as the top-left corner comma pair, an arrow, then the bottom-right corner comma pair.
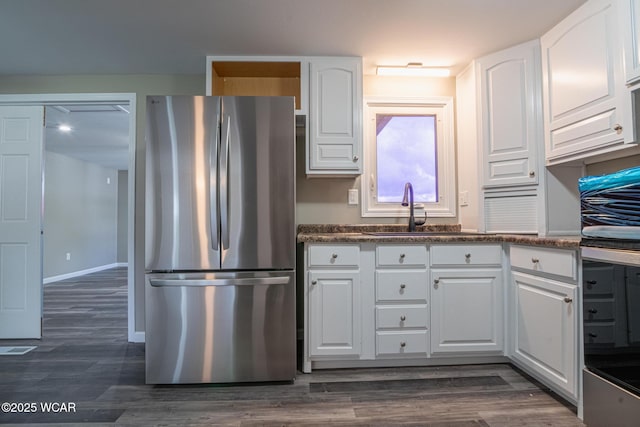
361,96 -> 456,218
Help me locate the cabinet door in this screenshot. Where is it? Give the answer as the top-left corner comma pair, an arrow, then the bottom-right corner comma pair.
430,268 -> 503,354
621,0 -> 640,83
479,40 -> 541,188
541,0 -> 627,164
512,272 -> 577,399
308,57 -> 362,174
308,271 -> 361,357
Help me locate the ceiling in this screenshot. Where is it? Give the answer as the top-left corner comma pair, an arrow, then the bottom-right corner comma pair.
44,105 -> 130,170
1,0 -> 586,76
5,0 -> 587,171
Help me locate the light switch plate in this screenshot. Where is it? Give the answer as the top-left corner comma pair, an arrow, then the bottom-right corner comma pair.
459,191 -> 469,206
348,189 -> 359,205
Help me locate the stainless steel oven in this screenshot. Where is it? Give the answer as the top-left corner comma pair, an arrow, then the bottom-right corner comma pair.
579,166 -> 640,426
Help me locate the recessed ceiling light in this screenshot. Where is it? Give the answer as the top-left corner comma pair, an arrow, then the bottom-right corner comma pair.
58,124 -> 72,132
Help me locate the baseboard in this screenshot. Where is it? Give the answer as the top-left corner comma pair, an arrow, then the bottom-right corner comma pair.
43,263 -> 123,284
129,330 -> 145,343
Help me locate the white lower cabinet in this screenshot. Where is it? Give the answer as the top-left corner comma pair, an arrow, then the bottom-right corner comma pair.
305,244 -> 361,368
308,271 -> 361,357
510,245 -> 579,403
430,268 -> 503,354
374,244 -> 429,358
304,239 -> 580,404
430,244 -> 504,355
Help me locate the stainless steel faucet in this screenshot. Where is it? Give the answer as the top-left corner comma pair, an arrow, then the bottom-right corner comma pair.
402,182 -> 416,232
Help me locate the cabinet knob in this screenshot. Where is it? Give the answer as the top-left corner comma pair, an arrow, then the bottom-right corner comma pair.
400,342 -> 406,348
353,155 -> 359,162
588,308 -> 598,314
399,253 -> 406,258
400,283 -> 406,289
400,315 -> 406,321
529,171 -> 536,178
433,278 -> 439,289
614,124 -> 623,134
311,280 -> 317,285
531,258 -> 539,264
588,332 -> 598,338
564,297 -> 573,303
465,253 -> 471,259
331,253 -> 338,259
586,280 -> 597,286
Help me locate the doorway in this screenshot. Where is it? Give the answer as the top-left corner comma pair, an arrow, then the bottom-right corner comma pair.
0,93 -> 138,342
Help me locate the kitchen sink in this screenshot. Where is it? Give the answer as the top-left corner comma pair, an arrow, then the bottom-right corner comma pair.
364,231 -> 494,236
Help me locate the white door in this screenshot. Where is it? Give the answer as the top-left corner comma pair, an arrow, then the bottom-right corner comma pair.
0,106 -> 43,338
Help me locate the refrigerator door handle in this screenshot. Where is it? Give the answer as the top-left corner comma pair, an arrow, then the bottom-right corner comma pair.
210,112 -> 220,251
149,277 -> 290,287
220,114 -> 231,250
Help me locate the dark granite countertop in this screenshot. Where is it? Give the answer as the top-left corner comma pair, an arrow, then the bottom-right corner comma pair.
297,224 -> 581,249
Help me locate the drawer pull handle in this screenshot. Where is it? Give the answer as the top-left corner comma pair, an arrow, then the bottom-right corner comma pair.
331,253 -> 338,259
400,342 -> 406,348
400,253 -> 406,258
311,280 -> 317,285
529,171 -> 535,178
465,253 -> 471,259
588,333 -> 598,338
564,297 -> 573,303
400,284 -> 406,289
586,280 -> 597,285
531,258 -> 539,264
588,308 -> 598,314
433,278 -> 439,289
400,315 -> 406,321
614,124 -> 623,134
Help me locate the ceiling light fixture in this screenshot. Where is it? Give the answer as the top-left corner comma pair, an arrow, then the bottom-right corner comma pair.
58,124 -> 72,132
376,62 -> 451,77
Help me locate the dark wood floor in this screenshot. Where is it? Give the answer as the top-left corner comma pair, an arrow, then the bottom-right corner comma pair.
0,268 -> 586,426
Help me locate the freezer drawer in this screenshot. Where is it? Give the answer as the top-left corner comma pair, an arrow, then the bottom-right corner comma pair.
145,271 -> 296,384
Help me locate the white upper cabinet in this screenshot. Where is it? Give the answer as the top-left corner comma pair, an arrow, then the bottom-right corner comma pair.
621,0 -> 640,83
308,57 -> 363,175
478,40 -> 542,188
541,0 -> 630,164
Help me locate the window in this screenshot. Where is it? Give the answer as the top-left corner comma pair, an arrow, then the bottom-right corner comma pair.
362,96 -> 455,218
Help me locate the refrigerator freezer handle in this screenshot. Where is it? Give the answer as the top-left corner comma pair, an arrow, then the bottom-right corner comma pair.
149,277 -> 290,287
220,115 -> 230,250
210,113 -> 220,251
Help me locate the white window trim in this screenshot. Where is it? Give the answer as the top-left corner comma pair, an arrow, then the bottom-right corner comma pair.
361,96 -> 456,218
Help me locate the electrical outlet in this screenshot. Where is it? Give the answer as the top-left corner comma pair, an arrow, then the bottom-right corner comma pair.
348,189 -> 359,205
66,253 -> 71,261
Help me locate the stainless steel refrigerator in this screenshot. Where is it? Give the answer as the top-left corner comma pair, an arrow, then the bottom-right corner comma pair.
144,95 -> 296,384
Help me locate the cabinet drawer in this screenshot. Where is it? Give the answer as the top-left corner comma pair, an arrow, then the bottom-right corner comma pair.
376,305 -> 428,329
376,330 -> 428,356
585,323 -> 615,345
430,244 -> 502,266
377,244 -> 427,267
308,244 -> 359,268
510,245 -> 576,280
584,300 -> 615,321
376,271 -> 428,302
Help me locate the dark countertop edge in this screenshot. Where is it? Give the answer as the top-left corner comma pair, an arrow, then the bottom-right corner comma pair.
297,232 -> 581,249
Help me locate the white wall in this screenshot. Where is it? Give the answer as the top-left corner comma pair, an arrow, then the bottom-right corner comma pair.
43,151 -> 118,279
